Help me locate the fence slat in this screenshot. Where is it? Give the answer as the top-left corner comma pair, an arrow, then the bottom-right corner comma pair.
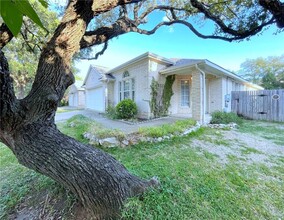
231,89 -> 284,122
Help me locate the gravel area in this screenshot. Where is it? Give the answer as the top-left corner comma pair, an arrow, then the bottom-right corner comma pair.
190,128 -> 284,167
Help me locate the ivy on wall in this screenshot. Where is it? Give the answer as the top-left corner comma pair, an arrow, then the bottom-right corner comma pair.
162,75 -> 175,115
150,75 -> 175,117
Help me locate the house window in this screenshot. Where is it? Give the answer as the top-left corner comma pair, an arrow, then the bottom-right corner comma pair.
131,78 -> 135,100
123,79 -> 130,99
123,71 -> 130,78
119,82 -> 122,101
181,80 -> 190,107
119,71 -> 135,101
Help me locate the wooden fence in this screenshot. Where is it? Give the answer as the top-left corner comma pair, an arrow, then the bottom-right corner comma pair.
231,90 -> 284,122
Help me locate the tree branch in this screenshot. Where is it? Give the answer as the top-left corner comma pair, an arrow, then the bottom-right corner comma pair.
80,19 -> 130,49
259,0 -> 284,28
79,2 -> 275,51
0,50 -> 17,127
190,0 -> 275,37
91,0 -> 143,16
0,23 -> 13,49
23,0 -> 143,123
80,41 -> 109,60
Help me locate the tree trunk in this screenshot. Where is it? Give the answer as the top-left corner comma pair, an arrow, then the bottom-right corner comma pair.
11,123 -> 157,218
0,0 -> 158,218
0,50 -> 158,218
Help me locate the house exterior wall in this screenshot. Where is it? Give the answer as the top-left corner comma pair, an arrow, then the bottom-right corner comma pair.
68,84 -> 85,108
84,69 -> 103,90
169,75 -> 192,115
208,77 -> 223,113
191,70 -> 203,121
110,58 -> 170,118
221,77 -> 255,112
83,54 -> 263,120
78,90 -> 85,107
107,82 -> 115,107
147,59 -> 169,118
112,59 -> 150,118
207,76 -> 260,113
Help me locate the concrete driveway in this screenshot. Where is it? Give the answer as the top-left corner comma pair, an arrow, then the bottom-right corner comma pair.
55,107 -> 186,134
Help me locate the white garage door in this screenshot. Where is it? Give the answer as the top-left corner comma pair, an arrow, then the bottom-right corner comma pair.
86,87 -> 105,111
69,93 -> 78,107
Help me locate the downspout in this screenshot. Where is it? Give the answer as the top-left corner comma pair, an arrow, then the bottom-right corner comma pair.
195,64 -> 206,124
105,78 -> 109,111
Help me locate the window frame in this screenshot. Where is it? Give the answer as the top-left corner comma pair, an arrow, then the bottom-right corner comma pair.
119,71 -> 135,101
180,80 -> 190,107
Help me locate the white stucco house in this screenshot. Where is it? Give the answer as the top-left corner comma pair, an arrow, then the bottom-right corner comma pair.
68,81 -> 85,108
83,52 -> 262,122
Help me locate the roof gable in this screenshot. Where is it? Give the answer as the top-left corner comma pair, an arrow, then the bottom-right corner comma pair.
69,80 -> 84,94
83,65 -> 109,87
108,52 -> 174,73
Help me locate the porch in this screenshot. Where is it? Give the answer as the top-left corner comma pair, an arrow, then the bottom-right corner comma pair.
160,62 -> 223,124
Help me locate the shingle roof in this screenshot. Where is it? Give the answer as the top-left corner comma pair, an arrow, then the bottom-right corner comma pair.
105,73 -> 115,80
171,58 -> 204,67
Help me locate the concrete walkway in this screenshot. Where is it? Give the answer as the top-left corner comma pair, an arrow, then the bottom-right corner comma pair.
55,107 -> 189,134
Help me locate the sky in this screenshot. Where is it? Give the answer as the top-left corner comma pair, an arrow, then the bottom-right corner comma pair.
75,11 -> 284,80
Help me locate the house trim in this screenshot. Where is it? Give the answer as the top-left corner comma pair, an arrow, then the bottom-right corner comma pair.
160,59 -> 263,90
107,52 -> 174,73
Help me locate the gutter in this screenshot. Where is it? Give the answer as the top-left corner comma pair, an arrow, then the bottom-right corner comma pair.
195,64 -> 206,124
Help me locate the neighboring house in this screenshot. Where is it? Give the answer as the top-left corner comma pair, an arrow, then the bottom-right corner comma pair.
68,81 -> 85,108
83,52 -> 262,122
82,65 -> 113,112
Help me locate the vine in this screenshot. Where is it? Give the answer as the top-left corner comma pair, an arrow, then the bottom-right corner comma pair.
150,75 -> 175,117
161,75 -> 175,115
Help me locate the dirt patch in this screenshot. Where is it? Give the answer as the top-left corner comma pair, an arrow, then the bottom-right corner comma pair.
190,128 -> 284,167
7,189 -> 74,220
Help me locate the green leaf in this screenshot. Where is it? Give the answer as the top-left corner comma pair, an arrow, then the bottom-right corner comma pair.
14,0 -> 46,31
0,0 -> 23,36
38,0 -> 49,8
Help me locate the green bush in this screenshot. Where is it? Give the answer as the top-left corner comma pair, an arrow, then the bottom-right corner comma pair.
105,105 -> 118,119
116,99 -> 138,119
210,111 -> 242,125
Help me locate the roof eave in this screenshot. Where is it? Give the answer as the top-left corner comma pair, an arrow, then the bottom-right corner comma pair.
82,65 -> 93,86
108,52 -> 174,73
203,60 -> 249,83
160,61 -> 204,75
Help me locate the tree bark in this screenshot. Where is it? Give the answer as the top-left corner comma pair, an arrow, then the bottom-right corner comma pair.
0,0 -> 158,218
11,123 -> 157,218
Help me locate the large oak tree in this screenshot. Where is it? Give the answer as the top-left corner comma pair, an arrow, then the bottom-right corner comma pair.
1,0 -> 283,218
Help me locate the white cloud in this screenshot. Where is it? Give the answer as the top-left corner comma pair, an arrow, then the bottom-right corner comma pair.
162,16 -> 174,33
162,16 -> 170,22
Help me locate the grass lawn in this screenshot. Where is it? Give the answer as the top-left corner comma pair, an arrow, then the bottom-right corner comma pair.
0,117 -> 283,219
56,107 -> 79,113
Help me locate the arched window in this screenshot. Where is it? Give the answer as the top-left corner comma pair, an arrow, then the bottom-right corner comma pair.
123,71 -> 130,78
119,71 -> 135,101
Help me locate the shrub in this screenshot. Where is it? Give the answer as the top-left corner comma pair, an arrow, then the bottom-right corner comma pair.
210,111 -> 242,125
116,99 -> 138,119
105,105 -> 118,119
